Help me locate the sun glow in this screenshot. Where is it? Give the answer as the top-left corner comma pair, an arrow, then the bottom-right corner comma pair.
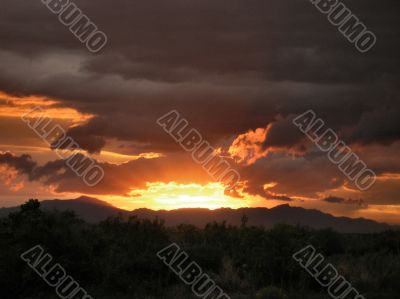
130,182 -> 249,210
99,182 -> 259,211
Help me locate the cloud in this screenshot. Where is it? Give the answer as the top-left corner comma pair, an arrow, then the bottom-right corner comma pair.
228,115 -> 308,165
0,152 -> 36,175
228,126 -> 269,165
264,192 -> 294,202
322,196 -> 368,209
52,120 -> 106,154
344,107 -> 400,146
0,151 -> 213,196
0,0 -> 399,210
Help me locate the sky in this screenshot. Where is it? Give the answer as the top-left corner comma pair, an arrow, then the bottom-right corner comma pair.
0,0 -> 399,224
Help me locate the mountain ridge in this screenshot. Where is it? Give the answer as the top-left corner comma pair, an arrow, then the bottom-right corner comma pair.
0,197 -> 394,233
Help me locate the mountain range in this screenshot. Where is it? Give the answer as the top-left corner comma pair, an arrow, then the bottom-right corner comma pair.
0,196 -> 394,233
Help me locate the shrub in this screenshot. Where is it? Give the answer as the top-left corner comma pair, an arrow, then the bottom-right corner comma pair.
256,286 -> 288,299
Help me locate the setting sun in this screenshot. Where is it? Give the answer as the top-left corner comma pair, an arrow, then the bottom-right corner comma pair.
101,182 -> 253,210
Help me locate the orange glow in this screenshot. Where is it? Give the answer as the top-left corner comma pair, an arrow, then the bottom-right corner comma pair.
87,181 -> 298,212
92,151 -> 163,164
228,125 -> 270,165
0,144 -> 162,166
377,173 -> 400,180
98,182 -> 259,210
359,204 -> 400,224
0,90 -> 93,124
263,182 -> 278,190
130,182 -> 249,210
0,165 -> 24,191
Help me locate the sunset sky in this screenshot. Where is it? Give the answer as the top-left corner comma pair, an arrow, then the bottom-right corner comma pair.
0,0 -> 399,224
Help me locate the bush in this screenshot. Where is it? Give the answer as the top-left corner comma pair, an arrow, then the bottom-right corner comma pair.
256,286 -> 288,299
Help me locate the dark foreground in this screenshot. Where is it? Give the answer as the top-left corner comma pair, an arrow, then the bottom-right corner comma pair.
1,200 -> 399,299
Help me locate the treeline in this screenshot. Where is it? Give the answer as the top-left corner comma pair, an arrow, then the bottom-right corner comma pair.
0,200 -> 399,299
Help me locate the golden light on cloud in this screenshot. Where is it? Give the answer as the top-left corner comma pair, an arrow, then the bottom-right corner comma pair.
0,165 -> 24,192
0,144 -> 162,166
263,182 -> 278,190
92,151 -> 163,165
228,125 -> 270,165
0,90 -> 93,124
377,173 -> 400,180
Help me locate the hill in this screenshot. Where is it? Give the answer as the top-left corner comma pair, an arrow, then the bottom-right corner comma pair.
0,197 -> 393,233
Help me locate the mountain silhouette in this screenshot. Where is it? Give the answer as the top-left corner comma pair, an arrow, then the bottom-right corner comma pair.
0,197 -> 393,233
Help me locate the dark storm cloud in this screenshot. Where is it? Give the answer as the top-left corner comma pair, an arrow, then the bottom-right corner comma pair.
0,0 -> 398,140
265,192 -> 294,202
344,107 -> 400,146
0,0 -> 398,83
0,152 -> 74,184
262,116 -> 306,151
0,152 -> 211,195
237,152 -> 346,199
322,196 -> 368,208
0,150 -> 346,200
48,0 -> 399,84
0,152 -> 36,174
0,0 -> 399,199
53,120 -> 107,154
324,196 -> 346,203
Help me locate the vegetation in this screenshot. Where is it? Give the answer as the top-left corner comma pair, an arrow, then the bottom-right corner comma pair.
0,199 -> 399,298
256,286 -> 288,299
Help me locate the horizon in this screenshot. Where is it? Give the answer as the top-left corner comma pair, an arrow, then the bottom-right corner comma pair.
1,196 -> 397,226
